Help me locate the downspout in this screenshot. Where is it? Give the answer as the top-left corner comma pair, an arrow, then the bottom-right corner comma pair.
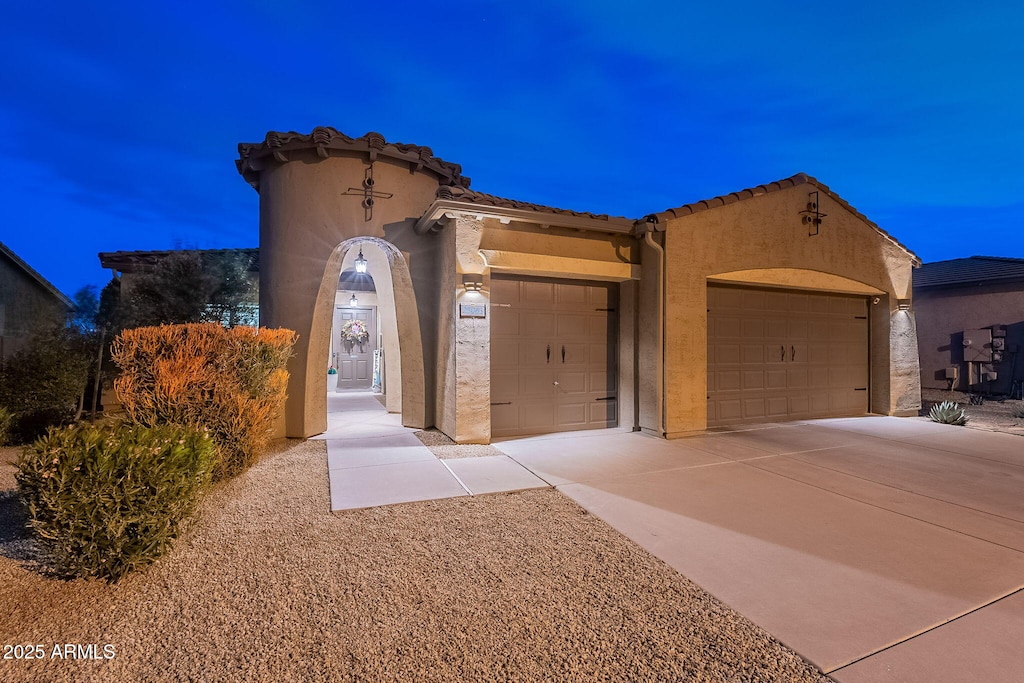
639,216 -> 667,437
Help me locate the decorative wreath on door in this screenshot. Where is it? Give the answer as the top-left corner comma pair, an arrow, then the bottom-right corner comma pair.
341,320 -> 370,353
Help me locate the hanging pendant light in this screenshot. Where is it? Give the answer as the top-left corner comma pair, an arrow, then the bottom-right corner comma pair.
354,248 -> 368,274
349,292 -> 358,307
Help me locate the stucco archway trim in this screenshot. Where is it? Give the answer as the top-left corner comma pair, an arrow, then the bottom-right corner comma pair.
307,237 -> 426,433
707,268 -> 886,296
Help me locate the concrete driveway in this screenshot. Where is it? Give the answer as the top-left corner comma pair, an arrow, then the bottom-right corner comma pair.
494,417 -> 1024,682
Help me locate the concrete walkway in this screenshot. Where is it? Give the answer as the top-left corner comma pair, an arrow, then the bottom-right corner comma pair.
318,392 -> 546,511
494,417 -> 1024,682
319,398 -> 1024,680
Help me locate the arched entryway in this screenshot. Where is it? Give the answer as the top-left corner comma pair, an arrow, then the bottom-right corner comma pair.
310,237 -> 425,431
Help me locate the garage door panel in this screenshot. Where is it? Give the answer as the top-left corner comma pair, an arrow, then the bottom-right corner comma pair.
519,372 -> 556,397
743,319 -> 766,338
555,371 -> 587,394
490,278 -> 519,305
743,398 -> 766,419
523,281 -> 555,306
766,291 -> 788,311
709,284 -> 868,427
491,275 -> 618,437
743,371 -> 764,390
588,371 -> 615,394
555,283 -> 588,307
766,368 -> 788,389
518,340 -> 549,366
491,340 -> 519,367
589,400 -> 616,424
491,310 -> 520,336
522,312 -> 556,337
556,402 -> 588,427
717,371 -> 742,391
743,345 -> 766,364
491,372 -> 519,400
716,317 -> 743,338
557,314 -> 589,337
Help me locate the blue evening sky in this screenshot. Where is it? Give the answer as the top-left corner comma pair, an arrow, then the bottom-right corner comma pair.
3,1 -> 1022,297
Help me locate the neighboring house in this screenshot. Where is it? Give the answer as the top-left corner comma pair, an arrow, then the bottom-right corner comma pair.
226,128 -> 922,443
0,241 -> 72,360
98,248 -> 260,325
914,256 -> 1024,397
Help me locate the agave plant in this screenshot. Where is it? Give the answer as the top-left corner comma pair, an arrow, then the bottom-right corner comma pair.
929,400 -> 969,426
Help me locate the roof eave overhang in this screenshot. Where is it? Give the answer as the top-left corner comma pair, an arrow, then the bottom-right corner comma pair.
415,200 -> 636,236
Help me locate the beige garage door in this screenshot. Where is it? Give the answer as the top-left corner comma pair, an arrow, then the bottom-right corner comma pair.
707,284 -> 869,426
490,275 -> 617,438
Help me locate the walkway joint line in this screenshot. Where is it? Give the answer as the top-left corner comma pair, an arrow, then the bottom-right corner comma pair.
439,458 -> 473,496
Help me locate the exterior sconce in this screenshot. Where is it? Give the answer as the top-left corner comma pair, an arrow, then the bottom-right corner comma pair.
349,292 -> 358,307
354,249 -> 368,274
897,299 -> 911,311
463,274 -> 484,292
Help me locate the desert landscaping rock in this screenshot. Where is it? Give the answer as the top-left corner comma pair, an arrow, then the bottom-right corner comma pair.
415,429 -> 506,460
1,440 -> 830,682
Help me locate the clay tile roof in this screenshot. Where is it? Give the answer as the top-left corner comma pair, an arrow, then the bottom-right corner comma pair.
435,185 -> 630,223
236,128 -> 470,191
914,256 -> 1024,289
0,241 -> 72,308
98,248 -> 259,273
646,173 -> 919,264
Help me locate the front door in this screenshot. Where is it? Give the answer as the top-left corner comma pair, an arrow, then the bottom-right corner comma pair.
336,306 -> 376,391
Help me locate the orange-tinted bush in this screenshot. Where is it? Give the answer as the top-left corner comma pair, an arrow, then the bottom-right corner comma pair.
111,323 -> 296,480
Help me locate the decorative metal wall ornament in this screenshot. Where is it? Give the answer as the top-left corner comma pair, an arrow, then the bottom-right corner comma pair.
341,161 -> 394,221
799,191 -> 827,236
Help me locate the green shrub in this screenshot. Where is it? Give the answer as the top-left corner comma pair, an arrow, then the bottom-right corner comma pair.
15,422 -> 216,582
928,400 -> 969,426
0,326 -> 93,443
0,406 -> 11,446
111,323 -> 295,480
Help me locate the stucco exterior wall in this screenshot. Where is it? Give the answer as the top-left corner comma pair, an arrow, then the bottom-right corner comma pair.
256,152 -> 442,437
654,184 -> 920,436
0,252 -> 67,359
914,282 -> 1024,394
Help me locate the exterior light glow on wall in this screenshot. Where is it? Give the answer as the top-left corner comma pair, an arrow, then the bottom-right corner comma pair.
354,249 -> 368,273
462,274 -> 484,292
349,292 -> 358,307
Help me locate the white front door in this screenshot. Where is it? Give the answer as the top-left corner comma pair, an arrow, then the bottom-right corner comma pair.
336,307 -> 376,391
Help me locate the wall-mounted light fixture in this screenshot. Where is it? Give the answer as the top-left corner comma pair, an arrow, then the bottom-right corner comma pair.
897,299 -> 911,311
349,292 -> 358,307
462,274 -> 484,292
872,297 -> 881,305
354,248 -> 368,274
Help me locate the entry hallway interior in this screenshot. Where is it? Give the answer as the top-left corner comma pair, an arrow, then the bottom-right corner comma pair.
323,394 -> 1024,682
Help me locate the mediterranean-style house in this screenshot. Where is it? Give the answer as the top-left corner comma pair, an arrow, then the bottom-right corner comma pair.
0,241 -> 72,360
914,256 -> 1024,398
225,128 -> 922,443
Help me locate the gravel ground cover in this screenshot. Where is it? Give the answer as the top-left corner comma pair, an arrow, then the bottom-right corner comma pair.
415,429 -> 506,460
921,388 -> 1024,436
1,439 -> 830,682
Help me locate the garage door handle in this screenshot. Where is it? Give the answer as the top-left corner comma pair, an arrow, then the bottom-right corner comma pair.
791,345 -> 795,361
490,401 -> 512,406
561,345 -> 566,363
596,396 -> 616,401
546,345 -> 551,363
780,345 -> 786,361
